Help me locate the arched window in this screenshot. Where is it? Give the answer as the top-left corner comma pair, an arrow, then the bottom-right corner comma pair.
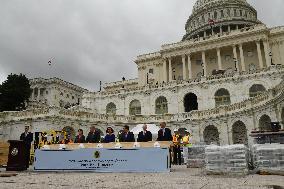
249,84 -> 266,98
215,88 -> 231,107
106,102 -> 116,115
259,115 -> 272,131
232,121 -> 248,144
155,96 -> 168,115
129,100 -> 141,115
203,125 -> 220,145
184,93 -> 198,112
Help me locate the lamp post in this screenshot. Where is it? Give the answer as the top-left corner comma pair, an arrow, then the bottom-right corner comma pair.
99,81 -> 102,92
269,52 -> 274,65
233,58 -> 238,72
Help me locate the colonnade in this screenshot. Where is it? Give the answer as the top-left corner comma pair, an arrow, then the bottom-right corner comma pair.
162,40 -> 271,82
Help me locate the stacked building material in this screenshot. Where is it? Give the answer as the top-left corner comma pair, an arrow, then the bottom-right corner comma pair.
205,144 -> 249,175
185,145 -> 206,168
252,144 -> 284,173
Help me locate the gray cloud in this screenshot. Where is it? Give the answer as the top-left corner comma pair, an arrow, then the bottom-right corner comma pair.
0,0 -> 283,91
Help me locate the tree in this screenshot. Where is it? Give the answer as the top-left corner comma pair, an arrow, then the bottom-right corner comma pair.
0,74 -> 32,112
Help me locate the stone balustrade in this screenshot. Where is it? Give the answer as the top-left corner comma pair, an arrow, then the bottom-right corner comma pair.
1,77 -> 283,124
86,65 -> 284,98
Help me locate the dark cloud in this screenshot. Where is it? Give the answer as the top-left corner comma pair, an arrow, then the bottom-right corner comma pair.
0,0 -> 283,91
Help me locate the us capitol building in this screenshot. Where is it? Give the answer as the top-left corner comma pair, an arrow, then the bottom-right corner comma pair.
1,0 -> 284,145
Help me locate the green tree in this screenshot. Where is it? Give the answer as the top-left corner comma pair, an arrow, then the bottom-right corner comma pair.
0,73 -> 32,112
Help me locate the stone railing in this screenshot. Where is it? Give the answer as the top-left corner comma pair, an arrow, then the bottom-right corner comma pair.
1,76 -> 283,124
87,65 -> 284,98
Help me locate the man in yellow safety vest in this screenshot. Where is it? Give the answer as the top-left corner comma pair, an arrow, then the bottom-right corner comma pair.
172,129 -> 182,165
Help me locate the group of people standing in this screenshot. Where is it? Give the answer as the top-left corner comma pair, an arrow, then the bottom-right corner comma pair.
20,122 -> 191,167
72,124 -> 153,144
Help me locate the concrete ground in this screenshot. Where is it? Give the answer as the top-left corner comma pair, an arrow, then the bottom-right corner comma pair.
0,166 -> 283,189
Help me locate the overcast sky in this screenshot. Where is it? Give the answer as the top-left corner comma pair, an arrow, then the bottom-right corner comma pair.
0,0 -> 283,91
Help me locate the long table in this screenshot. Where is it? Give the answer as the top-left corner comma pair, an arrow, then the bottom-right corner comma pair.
34,142 -> 171,173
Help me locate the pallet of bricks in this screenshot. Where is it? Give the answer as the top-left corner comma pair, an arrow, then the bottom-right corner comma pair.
0,141 -> 9,166
205,144 -> 249,175
252,144 -> 284,174
185,145 -> 206,168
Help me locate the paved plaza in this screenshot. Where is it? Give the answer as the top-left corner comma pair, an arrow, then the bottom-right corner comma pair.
0,166 -> 283,189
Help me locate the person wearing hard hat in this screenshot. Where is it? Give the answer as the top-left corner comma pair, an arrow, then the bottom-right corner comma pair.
172,128 -> 182,165
182,130 -> 192,164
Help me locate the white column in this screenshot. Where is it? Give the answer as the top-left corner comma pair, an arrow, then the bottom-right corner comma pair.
239,44 -> 246,71
233,45 -> 239,72
217,48 -> 223,70
256,41 -> 264,69
228,25 -> 231,33
169,58 -> 172,82
187,54 -> 192,79
204,31 -> 207,38
163,59 -> 167,82
219,26 -> 223,35
202,51 -> 207,77
263,40 -> 271,67
182,55 -> 187,80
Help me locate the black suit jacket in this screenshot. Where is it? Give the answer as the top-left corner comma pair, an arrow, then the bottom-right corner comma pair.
137,131 -> 152,142
157,128 -> 173,141
20,132 -> 33,149
86,131 -> 101,143
120,132 -> 135,142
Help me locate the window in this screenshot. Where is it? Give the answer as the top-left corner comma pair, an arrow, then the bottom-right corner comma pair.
210,58 -> 216,64
149,69 -> 154,74
72,96 -> 74,100
155,96 -> 168,115
240,10 -> 243,17
247,51 -> 253,57
106,102 -> 116,115
234,9 -> 237,17
225,55 -> 231,61
215,88 -> 231,107
220,10 -> 224,18
129,100 -> 141,115
249,84 -> 266,98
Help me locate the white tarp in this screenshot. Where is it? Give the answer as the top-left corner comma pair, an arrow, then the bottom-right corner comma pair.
131,124 -> 160,135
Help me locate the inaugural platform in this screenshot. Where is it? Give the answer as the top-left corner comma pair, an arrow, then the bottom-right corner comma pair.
34,142 -> 171,173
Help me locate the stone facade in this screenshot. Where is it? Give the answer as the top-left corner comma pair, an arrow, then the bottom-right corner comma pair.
0,0 -> 284,146
29,78 -> 88,108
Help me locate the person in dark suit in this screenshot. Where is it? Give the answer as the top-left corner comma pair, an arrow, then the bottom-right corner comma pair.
74,129 -> 86,143
157,122 -> 173,141
120,125 -> 135,142
137,124 -> 152,142
86,126 -> 101,143
104,127 -> 116,143
20,126 -> 33,168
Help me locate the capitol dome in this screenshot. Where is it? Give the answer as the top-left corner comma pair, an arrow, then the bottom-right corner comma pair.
182,0 -> 261,40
